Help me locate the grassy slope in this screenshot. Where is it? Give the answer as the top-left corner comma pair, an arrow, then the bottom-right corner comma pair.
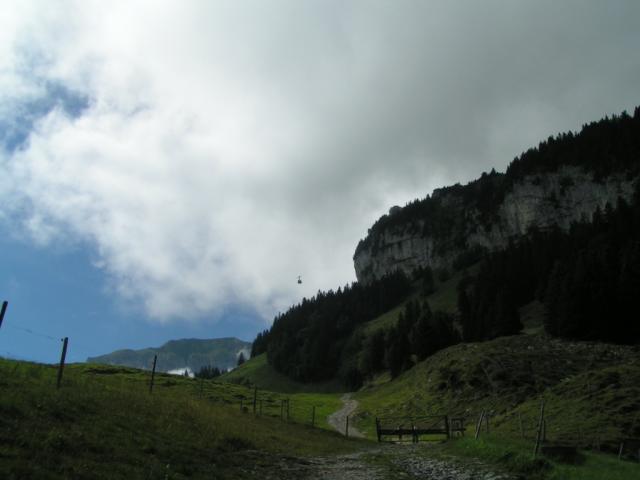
361,265 -> 477,339
352,268 -> 640,478
221,353 -> 345,394
425,266 -> 474,313
433,435 -> 640,480
0,359 -> 365,479
353,263 -> 639,449
351,331 -> 640,479
225,264 -> 475,397
221,355 -> 347,429
354,334 -> 640,446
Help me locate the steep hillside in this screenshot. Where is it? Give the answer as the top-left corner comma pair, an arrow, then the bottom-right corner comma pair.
87,337 -> 251,373
221,354 -> 346,394
353,333 -> 640,449
354,109 -> 640,283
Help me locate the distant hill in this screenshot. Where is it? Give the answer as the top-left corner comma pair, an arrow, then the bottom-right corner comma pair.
87,337 -> 251,373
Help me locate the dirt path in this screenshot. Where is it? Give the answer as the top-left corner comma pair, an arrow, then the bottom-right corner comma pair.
238,396 -> 514,479
229,444 -> 514,479
301,449 -> 387,479
327,393 -> 364,438
297,444 -> 514,480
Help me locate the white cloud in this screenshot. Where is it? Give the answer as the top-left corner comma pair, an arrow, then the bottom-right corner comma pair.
1,1 -> 639,322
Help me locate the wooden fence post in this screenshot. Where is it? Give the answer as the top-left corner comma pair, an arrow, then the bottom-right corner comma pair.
149,355 -> 157,394
444,415 -> 450,440
475,410 -> 485,439
0,301 -> 8,330
311,406 -> 316,427
618,441 -> 625,461
345,415 -> 349,438
578,424 -> 584,447
253,387 -> 257,414
533,400 -> 545,457
56,337 -> 68,389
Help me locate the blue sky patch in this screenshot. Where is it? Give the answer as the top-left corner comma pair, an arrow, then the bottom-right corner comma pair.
0,80 -> 89,153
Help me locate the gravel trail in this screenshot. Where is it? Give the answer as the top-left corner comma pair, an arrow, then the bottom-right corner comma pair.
327,393 -> 364,438
228,444 -> 515,479
318,396 -> 513,479
296,444 -> 515,480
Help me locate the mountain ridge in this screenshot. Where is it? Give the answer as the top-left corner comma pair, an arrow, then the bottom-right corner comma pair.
354,108 -> 640,283
87,337 -> 251,373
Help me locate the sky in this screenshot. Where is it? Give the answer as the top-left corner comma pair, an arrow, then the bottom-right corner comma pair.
1,1 -> 639,364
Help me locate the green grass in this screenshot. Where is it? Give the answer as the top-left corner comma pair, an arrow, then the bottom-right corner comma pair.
221,353 -> 345,394
220,355 -> 347,429
547,450 -> 640,480
497,364 -> 640,450
352,295 -> 640,480
353,334 -> 640,447
425,265 -> 477,314
285,393 -> 345,430
435,435 -> 640,480
360,265 -> 476,340
0,359 -> 367,479
361,299 -> 414,335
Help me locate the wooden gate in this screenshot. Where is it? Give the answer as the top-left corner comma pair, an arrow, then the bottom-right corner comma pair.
375,415 -> 465,443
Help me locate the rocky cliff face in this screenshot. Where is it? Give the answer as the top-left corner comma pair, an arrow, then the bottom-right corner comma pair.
354,166 -> 637,283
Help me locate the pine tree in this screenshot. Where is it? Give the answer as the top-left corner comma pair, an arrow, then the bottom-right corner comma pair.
385,327 -> 408,378
359,330 -> 386,377
237,352 -> 246,367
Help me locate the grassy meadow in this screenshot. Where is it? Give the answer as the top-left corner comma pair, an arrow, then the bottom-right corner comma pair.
221,353 -> 346,395
0,358 -> 364,479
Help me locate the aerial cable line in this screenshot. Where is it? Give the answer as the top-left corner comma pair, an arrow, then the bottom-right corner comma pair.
6,324 -> 59,342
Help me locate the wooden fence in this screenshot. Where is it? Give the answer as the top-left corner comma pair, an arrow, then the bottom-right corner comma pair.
375,415 -> 465,443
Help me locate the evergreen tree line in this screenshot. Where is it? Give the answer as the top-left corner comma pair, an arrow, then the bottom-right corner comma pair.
359,299 -> 459,381
459,185 -> 640,344
506,107 -> 640,181
195,365 -> 223,379
251,271 -> 412,385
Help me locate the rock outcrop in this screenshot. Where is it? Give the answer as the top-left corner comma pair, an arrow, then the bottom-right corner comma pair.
354,166 -> 637,283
